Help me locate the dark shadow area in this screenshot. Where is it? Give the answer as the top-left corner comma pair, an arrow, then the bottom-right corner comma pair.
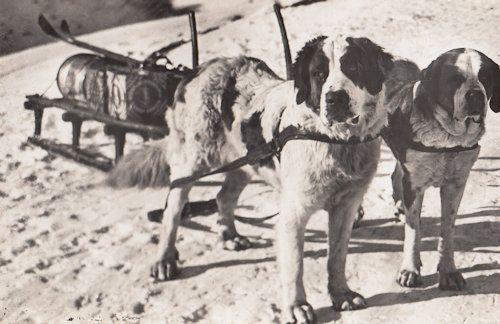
478,156 -> 500,160
289,0 -> 327,8
181,219 -> 213,233
347,209 -> 500,254
472,155 -> 500,172
315,306 -> 341,324
193,179 -> 266,187
173,205 -> 499,310
176,255 -> 276,280
374,172 -> 391,177
1,1 -> 201,56
312,262 -> 500,322
472,168 -> 500,172
367,268 -> 500,308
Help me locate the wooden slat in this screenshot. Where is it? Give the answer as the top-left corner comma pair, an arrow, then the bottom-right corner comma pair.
25,95 -> 169,137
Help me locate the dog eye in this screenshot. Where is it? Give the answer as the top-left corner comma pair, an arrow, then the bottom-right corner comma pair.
347,64 -> 358,73
448,75 -> 463,85
314,71 -> 325,79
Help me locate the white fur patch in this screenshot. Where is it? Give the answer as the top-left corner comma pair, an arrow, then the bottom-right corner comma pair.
321,38 -> 336,93
412,81 -> 421,99
455,49 -> 482,76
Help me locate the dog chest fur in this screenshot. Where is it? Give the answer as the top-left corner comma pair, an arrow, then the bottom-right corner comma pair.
279,138 -> 381,207
404,147 -> 480,189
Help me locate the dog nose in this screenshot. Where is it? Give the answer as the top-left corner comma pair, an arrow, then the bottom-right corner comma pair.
326,90 -> 350,109
465,89 -> 485,113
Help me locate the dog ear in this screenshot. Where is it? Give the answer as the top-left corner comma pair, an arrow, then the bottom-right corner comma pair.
490,64 -> 500,113
413,85 -> 434,120
352,37 -> 395,77
419,60 -> 434,88
293,35 -> 328,105
293,54 -> 310,105
414,61 -> 436,120
346,37 -> 394,95
377,50 -> 395,78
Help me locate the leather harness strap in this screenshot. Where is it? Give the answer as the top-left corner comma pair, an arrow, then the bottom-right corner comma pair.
169,125 -> 380,190
407,140 -> 479,153
147,125 -> 380,224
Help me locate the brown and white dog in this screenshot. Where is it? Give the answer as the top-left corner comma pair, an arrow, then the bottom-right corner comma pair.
382,49 -> 500,290
108,36 -> 395,323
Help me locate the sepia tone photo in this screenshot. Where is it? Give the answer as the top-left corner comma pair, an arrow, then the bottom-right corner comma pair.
0,0 -> 499,323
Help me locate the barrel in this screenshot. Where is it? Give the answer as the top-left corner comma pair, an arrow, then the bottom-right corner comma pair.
57,53 -> 181,126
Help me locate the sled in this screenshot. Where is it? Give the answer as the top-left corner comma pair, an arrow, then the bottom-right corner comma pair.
24,11 -> 200,171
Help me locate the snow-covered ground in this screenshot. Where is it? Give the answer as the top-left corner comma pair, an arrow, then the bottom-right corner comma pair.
0,0 -> 499,323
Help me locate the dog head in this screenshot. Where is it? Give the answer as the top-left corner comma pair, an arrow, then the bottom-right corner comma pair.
416,48 -> 500,135
293,36 -> 394,137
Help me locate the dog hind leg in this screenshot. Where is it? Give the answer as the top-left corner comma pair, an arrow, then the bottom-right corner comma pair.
216,169 -> 252,251
391,161 -> 405,219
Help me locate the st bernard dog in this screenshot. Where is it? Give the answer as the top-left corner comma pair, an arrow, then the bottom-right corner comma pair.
382,49 -> 499,290
108,36 -> 395,323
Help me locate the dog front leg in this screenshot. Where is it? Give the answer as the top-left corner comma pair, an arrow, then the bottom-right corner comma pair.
277,199 -> 315,324
438,177 -> 468,290
327,194 -> 367,311
397,184 -> 424,287
150,186 -> 191,281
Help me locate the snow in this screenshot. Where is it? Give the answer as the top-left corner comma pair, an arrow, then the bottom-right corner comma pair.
0,0 -> 499,323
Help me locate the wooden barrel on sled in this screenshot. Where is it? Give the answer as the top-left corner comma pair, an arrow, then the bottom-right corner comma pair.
57,53 -> 182,127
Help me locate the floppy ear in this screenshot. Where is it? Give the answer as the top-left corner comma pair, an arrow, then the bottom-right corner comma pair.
347,37 -> 395,94
377,50 -> 395,78
490,64 -> 500,113
350,37 -> 395,78
293,56 -> 309,105
419,60 -> 434,89
414,61 -> 436,120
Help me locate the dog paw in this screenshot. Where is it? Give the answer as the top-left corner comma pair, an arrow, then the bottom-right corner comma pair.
438,271 -> 466,290
393,200 -> 404,220
284,302 -> 316,324
397,269 -> 422,287
329,290 -> 367,311
150,251 -> 179,281
353,206 -> 364,229
219,232 -> 251,251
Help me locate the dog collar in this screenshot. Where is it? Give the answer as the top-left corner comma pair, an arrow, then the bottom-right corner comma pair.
408,140 -> 479,153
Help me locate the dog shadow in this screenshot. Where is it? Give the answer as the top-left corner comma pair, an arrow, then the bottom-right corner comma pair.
367,266 -> 500,308
313,263 -> 500,323
347,208 -> 500,254
177,254 -> 275,280
172,206 -> 499,313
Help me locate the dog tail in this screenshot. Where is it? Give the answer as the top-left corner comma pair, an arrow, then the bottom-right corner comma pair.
106,139 -> 170,188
